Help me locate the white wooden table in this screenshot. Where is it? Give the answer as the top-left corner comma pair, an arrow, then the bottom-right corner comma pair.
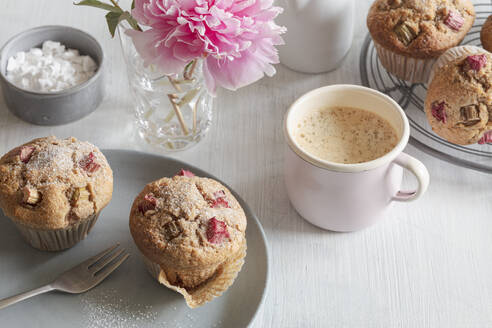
1,1 -> 492,327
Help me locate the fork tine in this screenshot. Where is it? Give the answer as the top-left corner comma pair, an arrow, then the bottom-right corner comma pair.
92,253 -> 130,286
89,248 -> 125,274
80,243 -> 120,268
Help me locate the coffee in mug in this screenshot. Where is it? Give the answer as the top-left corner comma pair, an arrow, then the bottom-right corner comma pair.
284,85 -> 430,231
294,106 -> 398,164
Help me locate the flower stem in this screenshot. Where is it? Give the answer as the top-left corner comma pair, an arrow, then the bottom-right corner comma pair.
109,0 -> 120,9
183,60 -> 197,80
167,76 -> 182,92
164,109 -> 175,123
111,0 -> 143,31
163,61 -> 199,137
168,94 -> 189,135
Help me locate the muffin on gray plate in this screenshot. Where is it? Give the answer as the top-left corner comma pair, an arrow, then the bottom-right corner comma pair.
129,170 -> 247,308
0,136 -> 113,251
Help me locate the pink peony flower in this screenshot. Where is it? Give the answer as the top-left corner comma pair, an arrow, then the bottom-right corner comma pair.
127,0 -> 286,95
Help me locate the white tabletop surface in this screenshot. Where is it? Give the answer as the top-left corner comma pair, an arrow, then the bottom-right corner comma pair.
1,1 -> 492,327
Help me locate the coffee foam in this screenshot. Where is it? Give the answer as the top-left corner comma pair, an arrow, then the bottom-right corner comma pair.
294,106 -> 398,164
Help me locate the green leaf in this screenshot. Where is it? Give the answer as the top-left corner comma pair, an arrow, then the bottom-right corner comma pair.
105,11 -> 122,37
131,0 -> 135,9
105,11 -> 140,37
74,0 -> 123,13
122,11 -> 141,31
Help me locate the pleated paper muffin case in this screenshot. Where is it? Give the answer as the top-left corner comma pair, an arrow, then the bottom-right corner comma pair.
141,241 -> 247,309
12,212 -> 100,252
373,41 -> 437,84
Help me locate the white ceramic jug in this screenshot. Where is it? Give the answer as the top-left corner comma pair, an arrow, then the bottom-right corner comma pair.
277,0 -> 354,74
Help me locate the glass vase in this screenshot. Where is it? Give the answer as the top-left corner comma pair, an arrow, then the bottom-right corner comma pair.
118,23 -> 214,152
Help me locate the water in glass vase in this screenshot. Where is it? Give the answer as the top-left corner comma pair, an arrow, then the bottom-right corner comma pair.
118,23 -> 213,152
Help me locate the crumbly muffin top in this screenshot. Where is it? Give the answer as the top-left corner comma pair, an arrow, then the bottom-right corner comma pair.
0,136 -> 113,229
425,50 -> 492,145
367,0 -> 475,58
129,171 -> 247,271
481,15 -> 492,53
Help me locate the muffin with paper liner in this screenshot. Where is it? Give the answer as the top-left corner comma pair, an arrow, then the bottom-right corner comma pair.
481,15 -> 492,53
367,0 -> 475,83
0,136 -> 113,251
425,46 -> 491,145
129,170 -> 247,308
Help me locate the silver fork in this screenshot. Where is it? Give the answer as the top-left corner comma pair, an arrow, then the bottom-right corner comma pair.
0,243 -> 130,310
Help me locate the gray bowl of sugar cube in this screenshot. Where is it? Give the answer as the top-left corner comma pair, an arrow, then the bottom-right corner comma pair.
0,25 -> 105,125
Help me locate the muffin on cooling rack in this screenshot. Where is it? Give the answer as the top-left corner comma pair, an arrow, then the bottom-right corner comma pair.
0,136 -> 113,251
425,46 -> 491,145
367,0 -> 475,83
481,15 -> 492,53
129,169 -> 247,308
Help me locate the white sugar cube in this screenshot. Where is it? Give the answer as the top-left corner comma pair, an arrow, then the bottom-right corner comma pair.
6,58 -> 18,72
63,49 -> 80,59
20,77 -> 30,88
30,48 -> 43,57
5,40 -> 97,92
38,78 -> 54,90
82,56 -> 96,72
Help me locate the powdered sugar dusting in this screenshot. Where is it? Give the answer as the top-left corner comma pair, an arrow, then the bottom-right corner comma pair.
80,289 -> 156,328
27,144 -> 73,173
80,288 -> 201,327
25,137 -> 105,185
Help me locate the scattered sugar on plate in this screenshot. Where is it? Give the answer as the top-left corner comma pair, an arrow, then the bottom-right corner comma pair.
80,288 -> 223,327
80,288 -> 203,328
6,40 -> 97,93
80,288 -> 156,328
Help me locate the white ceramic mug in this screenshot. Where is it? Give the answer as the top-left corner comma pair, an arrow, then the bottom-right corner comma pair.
283,85 -> 430,231
276,0 -> 354,73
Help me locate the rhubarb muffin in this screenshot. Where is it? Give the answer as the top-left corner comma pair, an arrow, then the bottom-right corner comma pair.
0,136 -> 113,251
481,15 -> 492,53
129,169 -> 247,308
367,0 -> 475,83
425,46 -> 492,145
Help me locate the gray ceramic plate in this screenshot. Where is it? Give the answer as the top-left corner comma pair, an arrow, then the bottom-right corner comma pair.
0,149 -> 269,328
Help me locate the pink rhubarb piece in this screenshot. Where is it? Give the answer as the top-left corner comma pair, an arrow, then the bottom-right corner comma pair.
79,152 -> 100,173
466,54 -> 487,71
444,10 -> 464,31
206,217 -> 230,244
211,190 -> 230,208
19,146 -> 35,163
139,194 -> 157,214
177,169 -> 195,177
478,131 -> 492,145
431,102 -> 447,123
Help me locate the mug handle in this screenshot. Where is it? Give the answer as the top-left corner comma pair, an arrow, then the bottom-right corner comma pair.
393,152 -> 430,202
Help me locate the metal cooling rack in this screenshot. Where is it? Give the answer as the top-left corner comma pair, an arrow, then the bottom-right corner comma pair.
360,1 -> 492,173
